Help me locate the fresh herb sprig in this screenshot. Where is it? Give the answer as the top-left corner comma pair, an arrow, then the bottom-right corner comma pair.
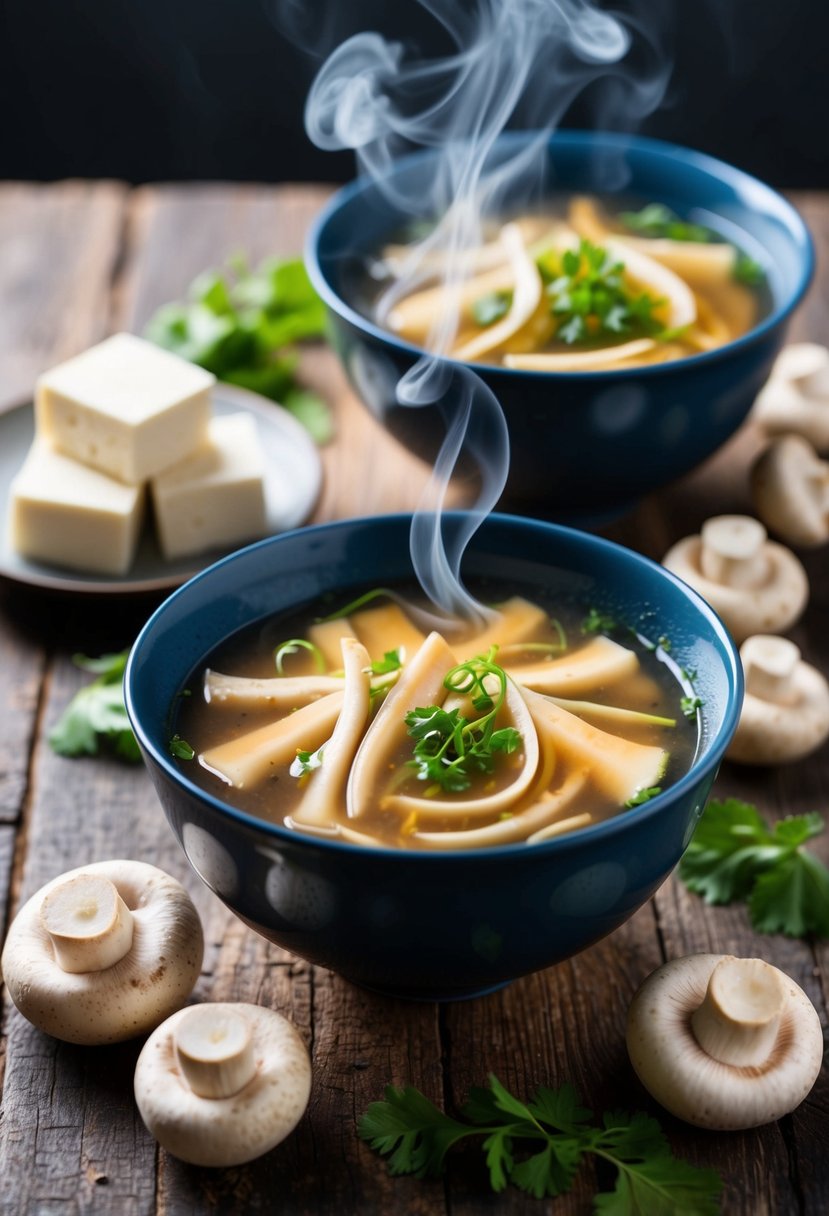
405,653 -> 521,794
49,652 -> 140,763
359,1074 -> 722,1212
543,239 -> 662,346
680,798 -> 829,938
145,255 -> 332,442
472,289 -> 513,327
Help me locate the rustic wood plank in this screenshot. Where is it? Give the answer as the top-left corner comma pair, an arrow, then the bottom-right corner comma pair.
0,602 -> 44,824
0,825 -> 15,952
0,181 -> 127,410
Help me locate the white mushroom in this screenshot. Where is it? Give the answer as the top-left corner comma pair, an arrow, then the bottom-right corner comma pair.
750,435 -> 829,547
0,859 -> 203,1045
728,635 -> 829,764
134,1002 -> 312,1167
753,342 -> 829,452
662,515 -> 809,643
627,954 -> 823,1130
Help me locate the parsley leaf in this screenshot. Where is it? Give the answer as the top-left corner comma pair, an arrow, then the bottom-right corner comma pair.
679,798 -> 829,938
369,650 -> 403,675
582,607 -> 618,635
619,203 -> 713,244
403,654 -> 522,794
680,695 -> 703,718
625,786 -> 662,809
471,290 -> 513,327
145,255 -> 332,442
359,1075 -> 721,1212
544,239 -> 662,346
49,651 -> 140,763
169,734 -> 195,760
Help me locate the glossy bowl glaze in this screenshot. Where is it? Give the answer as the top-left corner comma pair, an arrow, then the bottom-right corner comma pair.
307,131 -> 813,519
126,513 -> 743,1001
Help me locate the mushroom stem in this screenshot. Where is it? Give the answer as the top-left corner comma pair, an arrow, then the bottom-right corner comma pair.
39,873 -> 134,973
175,1005 -> 257,1099
741,636 -> 801,706
775,342 -> 829,397
699,516 -> 770,588
690,957 -> 786,1067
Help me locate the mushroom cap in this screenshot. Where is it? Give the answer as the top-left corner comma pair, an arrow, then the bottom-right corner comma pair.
662,530 -> 809,644
728,636 -> 829,765
753,343 -> 829,452
134,1002 -> 312,1167
0,859 -> 204,1045
750,435 -> 829,548
626,954 -> 823,1130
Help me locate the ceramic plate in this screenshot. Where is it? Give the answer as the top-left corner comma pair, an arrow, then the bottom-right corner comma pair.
0,384 -> 322,596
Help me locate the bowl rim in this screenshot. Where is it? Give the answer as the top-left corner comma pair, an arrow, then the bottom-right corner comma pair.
125,511 -> 744,863
305,128 -> 814,380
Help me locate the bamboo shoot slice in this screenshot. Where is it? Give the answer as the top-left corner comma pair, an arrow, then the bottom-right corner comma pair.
525,689 -> 667,804
200,693 -> 344,789
351,603 -> 425,662
457,597 -> 549,661
380,676 -> 540,821
292,639 -> 372,827
347,632 -> 458,818
411,769 -> 586,849
504,339 -> 656,371
205,670 -> 344,709
452,224 -> 543,362
308,620 -> 355,670
505,636 -> 639,696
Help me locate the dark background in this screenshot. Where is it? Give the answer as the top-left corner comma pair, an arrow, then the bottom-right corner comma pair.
1,0 -> 826,188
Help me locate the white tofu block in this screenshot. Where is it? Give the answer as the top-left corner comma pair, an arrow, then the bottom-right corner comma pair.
35,332 -> 214,484
10,439 -> 145,576
151,413 -> 268,560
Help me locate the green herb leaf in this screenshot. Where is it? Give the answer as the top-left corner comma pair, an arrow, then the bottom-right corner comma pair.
734,252 -> 765,286
680,695 -> 703,718
402,655 -> 522,795
359,1075 -> 721,1211
145,255 -> 332,442
169,734 -> 195,760
679,798 -> 829,937
369,650 -> 403,675
546,239 -> 662,346
290,747 -> 325,778
472,290 -> 513,327
582,607 -> 618,635
625,786 -> 662,809
619,203 -> 714,244
49,651 -> 140,763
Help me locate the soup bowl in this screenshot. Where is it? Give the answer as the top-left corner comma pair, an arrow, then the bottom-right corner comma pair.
306,131 -> 813,520
126,513 -> 742,1001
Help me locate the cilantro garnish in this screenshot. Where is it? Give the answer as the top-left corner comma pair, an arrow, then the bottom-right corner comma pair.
581,607 -> 618,636
471,290 -> 513,327
544,240 -> 662,346
145,255 -> 332,442
734,252 -> 765,286
404,654 -> 521,795
625,786 -> 663,809
290,747 -> 324,778
680,695 -> 703,719
169,734 -> 195,760
619,203 -> 713,244
359,1074 -> 722,1211
679,798 -> 829,938
369,650 -> 403,676
49,651 -> 140,763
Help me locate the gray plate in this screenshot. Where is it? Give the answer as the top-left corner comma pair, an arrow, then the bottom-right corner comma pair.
0,384 -> 322,596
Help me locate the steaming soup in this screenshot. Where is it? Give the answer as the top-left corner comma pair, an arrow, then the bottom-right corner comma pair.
175,587 -> 698,850
366,195 -> 766,370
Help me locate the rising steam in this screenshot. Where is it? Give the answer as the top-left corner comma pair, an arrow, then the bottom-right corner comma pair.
304,0 -> 671,623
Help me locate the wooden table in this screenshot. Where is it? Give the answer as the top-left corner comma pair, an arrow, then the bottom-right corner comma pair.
0,183 -> 827,1216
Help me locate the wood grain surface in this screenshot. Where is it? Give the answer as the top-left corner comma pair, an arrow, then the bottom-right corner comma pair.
0,182 -> 827,1215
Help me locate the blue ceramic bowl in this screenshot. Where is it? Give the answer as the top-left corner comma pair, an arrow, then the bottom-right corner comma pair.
306,131 -> 813,519
126,513 -> 742,1001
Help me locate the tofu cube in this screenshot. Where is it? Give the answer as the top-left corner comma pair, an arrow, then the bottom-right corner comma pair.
151,413 -> 267,559
35,332 -> 214,484
10,439 -> 145,576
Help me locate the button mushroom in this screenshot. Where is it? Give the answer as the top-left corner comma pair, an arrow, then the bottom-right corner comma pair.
134,1002 -> 312,1166
750,434 -> 829,547
0,859 -> 203,1045
626,954 -> 823,1129
727,634 -> 829,764
662,514 -> 809,643
753,343 -> 829,452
